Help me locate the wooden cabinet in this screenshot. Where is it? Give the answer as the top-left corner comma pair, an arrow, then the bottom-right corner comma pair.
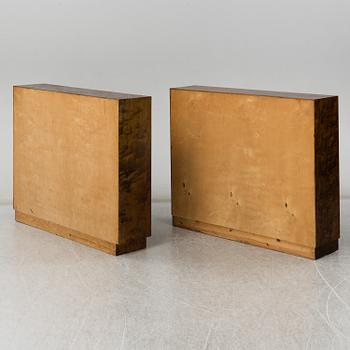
170,86 -> 339,259
14,84 -> 151,255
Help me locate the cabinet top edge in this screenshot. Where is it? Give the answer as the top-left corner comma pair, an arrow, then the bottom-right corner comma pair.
14,84 -> 150,100
171,85 -> 337,100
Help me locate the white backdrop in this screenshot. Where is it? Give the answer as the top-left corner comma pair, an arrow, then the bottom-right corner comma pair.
1,0 -> 349,203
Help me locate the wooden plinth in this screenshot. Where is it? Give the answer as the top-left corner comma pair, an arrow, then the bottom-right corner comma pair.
13,84 -> 151,255
173,216 -> 338,259
15,211 -> 147,255
170,85 -> 339,259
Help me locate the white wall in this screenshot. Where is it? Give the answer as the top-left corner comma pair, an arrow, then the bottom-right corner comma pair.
1,0 -> 349,203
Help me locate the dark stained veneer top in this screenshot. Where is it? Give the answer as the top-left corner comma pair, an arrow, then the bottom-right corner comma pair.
15,84 -> 149,100
172,85 -> 336,100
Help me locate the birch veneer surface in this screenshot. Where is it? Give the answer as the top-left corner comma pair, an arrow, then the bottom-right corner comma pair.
14,84 -> 151,255
170,86 -> 339,259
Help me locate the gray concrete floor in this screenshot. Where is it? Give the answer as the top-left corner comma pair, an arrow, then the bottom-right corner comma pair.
0,201 -> 349,350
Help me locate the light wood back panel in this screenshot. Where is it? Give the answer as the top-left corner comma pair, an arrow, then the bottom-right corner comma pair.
171,89 -> 316,247
14,87 -> 119,244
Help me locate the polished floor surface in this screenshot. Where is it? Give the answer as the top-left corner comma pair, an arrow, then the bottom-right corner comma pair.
0,201 -> 349,350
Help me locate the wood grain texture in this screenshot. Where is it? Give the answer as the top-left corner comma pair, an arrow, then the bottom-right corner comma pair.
118,97 -> 151,253
314,97 -> 340,247
14,87 -> 120,244
171,86 -> 339,259
14,84 -> 151,255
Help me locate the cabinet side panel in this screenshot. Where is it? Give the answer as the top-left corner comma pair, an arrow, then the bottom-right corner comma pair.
315,97 -> 340,246
118,98 -> 151,253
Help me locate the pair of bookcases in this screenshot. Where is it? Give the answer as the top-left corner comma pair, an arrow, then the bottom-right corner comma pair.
13,84 -> 339,259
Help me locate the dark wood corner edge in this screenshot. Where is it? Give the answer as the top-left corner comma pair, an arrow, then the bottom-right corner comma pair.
314,97 -> 340,248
